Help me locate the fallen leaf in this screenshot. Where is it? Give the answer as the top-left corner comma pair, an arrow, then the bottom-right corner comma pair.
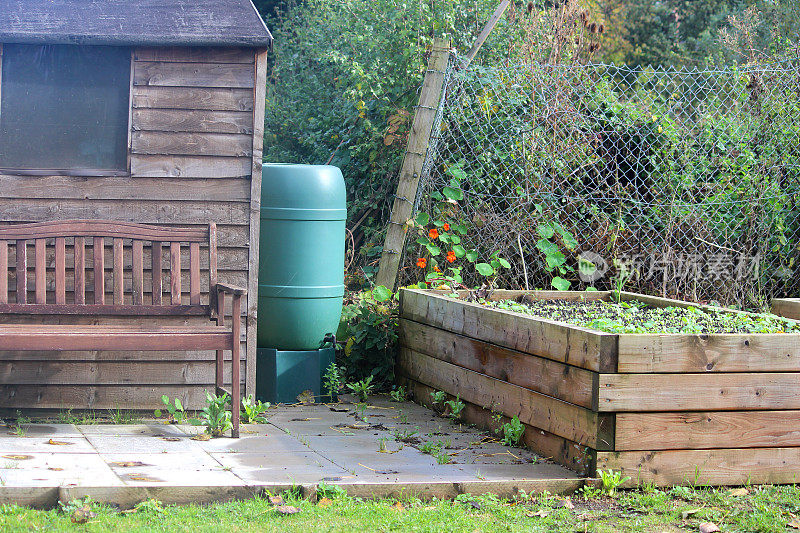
2,454 -> 33,460
109,461 -> 148,468
317,497 -> 333,508
160,437 -> 181,442
268,495 -> 285,506
191,433 -> 211,441
296,390 -> 315,404
47,467 -> 64,471
526,509 -> 549,518
275,505 -> 301,515
726,488 -> 749,497
71,505 -> 96,524
391,502 -> 405,511
47,439 -> 73,446
699,523 -> 720,533
789,520 -> 800,529
553,498 -> 574,509
682,509 -> 701,519
126,474 -> 161,482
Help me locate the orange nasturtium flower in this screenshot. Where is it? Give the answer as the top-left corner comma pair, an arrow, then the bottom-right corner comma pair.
433,266 -> 442,273
416,257 -> 427,268
428,228 -> 439,240
446,251 -> 457,263
443,223 -> 451,231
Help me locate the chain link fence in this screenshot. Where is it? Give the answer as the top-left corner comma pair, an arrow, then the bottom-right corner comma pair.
398,52 -> 800,308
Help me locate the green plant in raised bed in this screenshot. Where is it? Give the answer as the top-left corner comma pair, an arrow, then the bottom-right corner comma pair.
484,298 -> 800,335
409,181 -> 510,293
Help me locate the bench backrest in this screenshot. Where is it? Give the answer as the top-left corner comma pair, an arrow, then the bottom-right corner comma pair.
0,220 -> 218,316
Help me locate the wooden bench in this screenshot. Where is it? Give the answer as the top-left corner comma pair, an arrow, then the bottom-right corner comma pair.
0,220 -> 245,437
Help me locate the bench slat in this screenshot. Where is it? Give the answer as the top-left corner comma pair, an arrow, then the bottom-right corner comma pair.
113,238 -> 124,304
152,241 -> 162,305
16,240 -> 26,304
171,242 -> 181,305
132,240 -> 144,305
35,239 -> 46,304
75,237 -> 85,304
94,237 -> 105,305
0,330 -> 232,351
0,240 -> 7,304
55,237 -> 66,304
0,303 -> 209,316
189,242 -> 200,305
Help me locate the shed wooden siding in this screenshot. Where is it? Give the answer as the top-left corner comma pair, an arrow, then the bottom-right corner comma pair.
0,46 -> 267,410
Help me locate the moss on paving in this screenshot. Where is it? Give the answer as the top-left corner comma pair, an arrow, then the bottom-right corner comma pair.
2,485 -> 799,532
484,298 -> 800,334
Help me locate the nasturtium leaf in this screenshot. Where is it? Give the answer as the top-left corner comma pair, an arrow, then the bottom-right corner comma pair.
442,186 -> 464,201
431,191 -> 443,201
537,224 -> 555,239
416,237 -> 428,245
174,398 -> 183,411
446,165 -> 467,181
585,287 -> 599,292
372,285 -> 392,302
498,257 -> 511,269
425,243 -> 441,256
454,224 -> 469,235
536,239 -> 559,255
545,251 -> 567,269
415,212 -> 429,226
476,263 -> 495,276
439,233 -> 451,244
433,220 -> 444,227
450,235 -> 460,244
551,277 -> 571,291
578,257 -> 597,276
452,245 -> 466,257
466,249 -> 479,262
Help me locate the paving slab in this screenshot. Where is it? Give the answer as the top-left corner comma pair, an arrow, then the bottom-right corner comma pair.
0,435 -> 96,454
79,423 -> 186,438
0,395 -> 584,507
3,424 -> 83,438
83,434 -> 204,454
212,451 -> 351,484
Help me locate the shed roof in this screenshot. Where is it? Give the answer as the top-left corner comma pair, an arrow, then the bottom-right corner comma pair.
0,0 -> 273,48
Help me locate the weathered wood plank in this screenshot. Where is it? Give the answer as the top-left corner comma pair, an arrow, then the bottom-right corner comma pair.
0,361 -> 239,385
0,199 -> 250,225
34,239 -> 46,304
93,237 -> 105,304
16,239 -> 27,304
170,242 -> 181,305
399,289 -> 618,372
131,155 -> 252,178
399,318 -> 597,409
55,238 -> 66,304
617,334 -> 800,373
0,385 -> 220,410
0,347 -> 245,362
134,48 -> 255,64
132,240 -> 144,305
0,240 -> 7,304
132,109 -> 253,134
0,175 -> 252,202
599,372 -> 800,411
245,48 -> 268,407
113,238 -> 124,305
131,132 -> 252,157
399,376 -> 595,476
398,348 -> 614,449
597,448 -> 800,487
133,61 -> 255,88
615,411 -> 800,451
771,298 -> 800,320
132,86 -> 254,111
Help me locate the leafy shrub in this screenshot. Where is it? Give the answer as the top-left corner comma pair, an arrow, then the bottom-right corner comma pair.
192,392 -> 232,437
336,287 -> 397,387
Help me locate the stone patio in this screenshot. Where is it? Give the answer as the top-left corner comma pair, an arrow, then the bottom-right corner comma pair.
0,396 -> 584,508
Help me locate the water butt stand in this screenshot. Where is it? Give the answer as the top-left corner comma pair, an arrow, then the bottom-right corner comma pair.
255,164 -> 345,404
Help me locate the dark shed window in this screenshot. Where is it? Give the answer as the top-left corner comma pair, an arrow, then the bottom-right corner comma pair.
0,44 -> 131,172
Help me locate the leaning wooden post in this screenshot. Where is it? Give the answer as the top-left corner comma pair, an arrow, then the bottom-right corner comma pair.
375,38 -> 451,290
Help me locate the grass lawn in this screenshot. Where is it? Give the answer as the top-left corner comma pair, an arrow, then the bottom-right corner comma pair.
2,484 -> 800,532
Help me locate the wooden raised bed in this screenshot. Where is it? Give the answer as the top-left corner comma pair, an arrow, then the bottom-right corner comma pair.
773,298 -> 800,320
397,289 -> 800,487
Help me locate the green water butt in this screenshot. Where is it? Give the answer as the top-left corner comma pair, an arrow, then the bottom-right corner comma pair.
258,164 -> 345,350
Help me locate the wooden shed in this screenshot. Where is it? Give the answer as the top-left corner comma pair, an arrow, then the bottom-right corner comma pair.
0,0 -> 272,411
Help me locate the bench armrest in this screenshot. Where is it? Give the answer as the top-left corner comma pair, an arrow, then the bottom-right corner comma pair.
215,283 -> 247,296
